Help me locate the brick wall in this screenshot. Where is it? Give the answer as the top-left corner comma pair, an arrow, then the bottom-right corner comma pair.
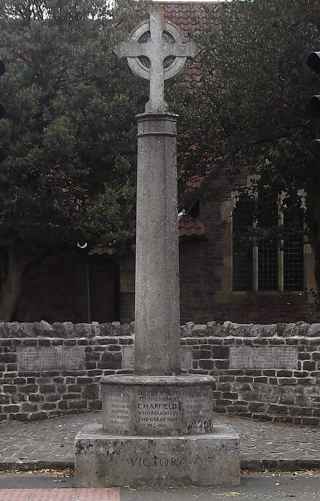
179,170 -> 314,324
1,321 -> 320,424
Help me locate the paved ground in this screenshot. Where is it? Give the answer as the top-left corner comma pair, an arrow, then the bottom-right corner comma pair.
1,411 -> 320,498
0,483 -> 119,501
1,471 -> 320,500
0,411 -> 320,465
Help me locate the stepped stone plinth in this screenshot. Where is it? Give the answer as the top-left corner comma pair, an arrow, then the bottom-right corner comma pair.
76,375 -> 239,487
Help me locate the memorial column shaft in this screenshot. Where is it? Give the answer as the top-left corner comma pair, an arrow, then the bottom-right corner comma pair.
135,112 -> 180,376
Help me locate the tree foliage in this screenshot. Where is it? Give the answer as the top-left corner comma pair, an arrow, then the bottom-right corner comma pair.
170,0 -> 320,289
2,0 -> 320,319
0,0 -> 147,319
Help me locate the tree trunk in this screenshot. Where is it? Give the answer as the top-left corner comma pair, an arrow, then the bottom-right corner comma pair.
0,248 -> 26,321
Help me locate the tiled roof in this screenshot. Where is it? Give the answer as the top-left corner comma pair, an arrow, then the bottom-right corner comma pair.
163,4 -> 213,238
162,3 -> 210,35
185,174 -> 206,192
178,214 -> 207,238
162,3 -> 214,83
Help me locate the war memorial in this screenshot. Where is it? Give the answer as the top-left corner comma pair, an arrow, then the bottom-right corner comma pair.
74,2 -> 240,487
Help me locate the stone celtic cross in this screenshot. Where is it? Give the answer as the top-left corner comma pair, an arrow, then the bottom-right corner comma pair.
114,4 -> 198,112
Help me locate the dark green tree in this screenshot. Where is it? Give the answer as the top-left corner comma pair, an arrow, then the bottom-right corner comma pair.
2,0 -> 320,319
0,0 -> 147,320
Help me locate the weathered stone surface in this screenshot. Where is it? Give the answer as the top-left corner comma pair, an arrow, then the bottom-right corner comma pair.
228,324 -> 253,337
121,345 -> 135,370
52,322 -> 75,338
135,113 -> 180,376
181,346 -> 193,371
308,324 -> 320,337
75,323 -> 100,338
101,375 -> 214,436
114,5 -> 197,114
120,323 -> 130,336
111,322 -> 121,336
33,321 -> 54,336
75,423 -> 240,487
257,324 -> 278,337
1,321 -> 320,423
180,322 -> 194,337
230,346 -> 298,369
191,324 -> 208,337
17,346 -> 86,372
282,322 -> 309,338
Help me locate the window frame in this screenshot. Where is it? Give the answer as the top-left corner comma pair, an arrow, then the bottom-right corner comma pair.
230,187 -> 306,294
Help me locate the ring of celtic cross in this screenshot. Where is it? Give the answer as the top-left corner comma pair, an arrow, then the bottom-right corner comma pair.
127,20 -> 187,81
114,8 -> 198,112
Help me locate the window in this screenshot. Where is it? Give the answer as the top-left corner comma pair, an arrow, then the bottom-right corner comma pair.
232,189 -> 304,292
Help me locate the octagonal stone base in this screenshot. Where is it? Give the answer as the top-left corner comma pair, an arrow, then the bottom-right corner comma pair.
75,424 -> 240,487
101,375 -> 215,436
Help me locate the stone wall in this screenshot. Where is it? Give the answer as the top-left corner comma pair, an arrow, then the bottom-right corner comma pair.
181,321 -> 320,425
0,322 -> 133,422
1,321 -> 320,424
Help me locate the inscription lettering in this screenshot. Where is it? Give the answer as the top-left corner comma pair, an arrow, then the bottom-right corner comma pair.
186,419 -> 213,434
105,390 -> 131,431
183,393 -> 213,433
137,391 -> 180,429
124,454 -> 213,468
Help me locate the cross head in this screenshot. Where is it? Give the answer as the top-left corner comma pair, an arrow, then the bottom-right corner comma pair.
114,4 -> 198,112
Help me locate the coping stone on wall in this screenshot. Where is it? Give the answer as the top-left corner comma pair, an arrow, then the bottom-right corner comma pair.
281,323 -> 309,337
180,322 -> 194,337
3,321 -> 320,340
308,324 -> 320,337
191,324 -> 208,337
33,321 -> 54,336
177,322 -> 320,339
251,324 -> 277,338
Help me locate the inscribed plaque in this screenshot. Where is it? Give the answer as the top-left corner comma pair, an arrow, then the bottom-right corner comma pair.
230,346 -> 298,369
137,390 -> 180,431
17,346 -> 85,372
104,387 -> 131,433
